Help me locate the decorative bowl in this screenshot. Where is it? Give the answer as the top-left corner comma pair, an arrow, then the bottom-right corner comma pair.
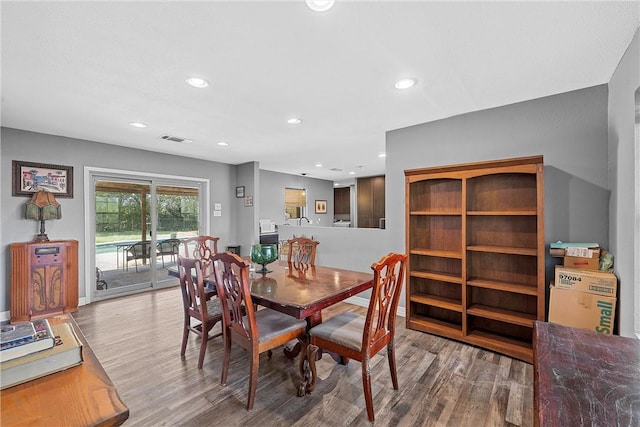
250,244 -> 278,274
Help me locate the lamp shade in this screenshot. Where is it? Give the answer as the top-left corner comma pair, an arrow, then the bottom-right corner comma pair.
26,190 -> 62,220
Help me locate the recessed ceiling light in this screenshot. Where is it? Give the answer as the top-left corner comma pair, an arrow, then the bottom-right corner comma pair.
315,163 -> 323,167
378,153 -> 386,158
217,141 -> 229,146
183,139 -> 193,144
348,171 -> 356,175
287,118 -> 302,125
394,78 -> 416,89
306,0 -> 335,12
334,183 -> 340,186
129,122 -> 147,128
185,77 -> 209,88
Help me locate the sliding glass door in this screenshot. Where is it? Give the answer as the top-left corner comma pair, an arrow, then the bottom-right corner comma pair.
88,169 -> 207,301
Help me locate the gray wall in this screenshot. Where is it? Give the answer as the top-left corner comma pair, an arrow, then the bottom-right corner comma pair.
1,127 -> 237,314
234,161 -> 259,256
608,29 -> 639,338
386,85 -> 610,320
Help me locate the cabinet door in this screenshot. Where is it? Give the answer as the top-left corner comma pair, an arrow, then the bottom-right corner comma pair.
357,176 -> 385,228
334,187 -> 350,215
357,178 -> 373,227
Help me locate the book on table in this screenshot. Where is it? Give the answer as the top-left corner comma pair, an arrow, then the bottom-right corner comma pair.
1,322 -> 35,346
0,319 -> 56,362
1,321 -> 84,390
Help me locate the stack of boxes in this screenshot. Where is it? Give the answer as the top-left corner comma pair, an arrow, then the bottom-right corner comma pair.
548,243 -> 618,334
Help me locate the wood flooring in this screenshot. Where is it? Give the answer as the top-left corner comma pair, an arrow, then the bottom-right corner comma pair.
73,287 -> 533,426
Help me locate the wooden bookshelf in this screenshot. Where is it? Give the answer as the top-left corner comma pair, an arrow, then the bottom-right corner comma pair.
405,156 -> 544,363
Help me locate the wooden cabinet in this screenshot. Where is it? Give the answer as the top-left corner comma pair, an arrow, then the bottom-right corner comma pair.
334,187 -> 350,215
357,175 -> 385,228
10,240 -> 79,323
405,156 -> 544,362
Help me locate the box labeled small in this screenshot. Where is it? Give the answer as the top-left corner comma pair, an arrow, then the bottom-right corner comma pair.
548,286 -> 616,334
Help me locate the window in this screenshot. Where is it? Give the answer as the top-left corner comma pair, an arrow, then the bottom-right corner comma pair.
284,188 -> 306,219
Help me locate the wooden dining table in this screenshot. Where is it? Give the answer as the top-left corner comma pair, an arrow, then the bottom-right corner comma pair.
169,259 -> 374,394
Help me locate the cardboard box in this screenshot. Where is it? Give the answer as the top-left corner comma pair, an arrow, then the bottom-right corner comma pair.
564,246 -> 599,258
554,266 -> 617,297
563,255 -> 599,270
548,287 -> 616,334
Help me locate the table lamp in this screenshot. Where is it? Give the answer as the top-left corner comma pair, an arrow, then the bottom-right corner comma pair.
25,190 -> 62,242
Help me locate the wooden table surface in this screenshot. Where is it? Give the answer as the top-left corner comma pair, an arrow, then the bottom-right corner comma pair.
533,321 -> 640,427
1,314 -> 129,427
170,260 -> 374,326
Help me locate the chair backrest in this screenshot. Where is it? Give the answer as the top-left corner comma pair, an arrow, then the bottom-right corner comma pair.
157,238 -> 181,255
363,253 -> 407,354
181,236 -> 220,275
177,256 -> 211,323
211,252 -> 256,349
286,237 -> 319,267
128,241 -> 150,259
182,236 -> 220,259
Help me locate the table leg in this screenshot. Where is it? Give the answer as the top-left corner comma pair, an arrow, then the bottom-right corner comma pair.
298,343 -> 319,396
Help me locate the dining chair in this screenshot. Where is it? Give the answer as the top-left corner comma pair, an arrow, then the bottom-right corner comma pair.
211,251 -> 308,410
125,240 -> 151,272
157,238 -> 181,267
306,252 -> 407,422
177,256 -> 223,369
286,237 -> 319,267
181,235 -> 220,276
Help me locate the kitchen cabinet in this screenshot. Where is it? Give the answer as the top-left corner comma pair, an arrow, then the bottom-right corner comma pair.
333,187 -> 350,215
357,176 -> 385,228
404,156 -> 544,363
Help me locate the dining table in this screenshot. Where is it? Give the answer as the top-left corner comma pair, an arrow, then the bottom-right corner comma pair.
168,259 -> 374,394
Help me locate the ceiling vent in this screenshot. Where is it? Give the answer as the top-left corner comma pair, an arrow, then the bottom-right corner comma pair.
160,134 -> 191,143
329,167 -> 343,172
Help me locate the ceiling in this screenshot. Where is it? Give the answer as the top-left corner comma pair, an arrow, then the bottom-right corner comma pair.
2,2 -> 638,184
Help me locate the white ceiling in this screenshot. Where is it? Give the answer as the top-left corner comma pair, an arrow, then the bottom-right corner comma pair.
2,1 -> 638,183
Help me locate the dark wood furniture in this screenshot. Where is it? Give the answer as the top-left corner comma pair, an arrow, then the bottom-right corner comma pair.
167,259 -> 374,389
212,252 -> 308,410
286,236 -> 319,267
10,240 -> 79,322
334,186 -> 350,215
533,321 -> 640,427
405,156 -> 545,363
169,260 -> 374,333
177,256 -> 222,369
357,175 -> 385,228
307,253 -> 407,422
181,235 -> 220,276
0,314 -> 129,426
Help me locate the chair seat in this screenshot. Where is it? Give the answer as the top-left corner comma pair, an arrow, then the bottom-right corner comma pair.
308,311 -> 363,351
205,298 -> 222,318
252,309 -> 307,343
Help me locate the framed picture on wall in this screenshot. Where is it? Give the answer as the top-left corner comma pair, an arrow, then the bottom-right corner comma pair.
315,199 -> 327,214
235,186 -> 245,198
12,160 -> 74,198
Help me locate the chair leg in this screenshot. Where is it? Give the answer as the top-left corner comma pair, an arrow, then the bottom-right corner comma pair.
180,317 -> 189,357
247,349 -> 259,410
387,343 -> 399,390
362,358 -> 375,422
197,328 -> 208,369
220,333 -> 231,386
